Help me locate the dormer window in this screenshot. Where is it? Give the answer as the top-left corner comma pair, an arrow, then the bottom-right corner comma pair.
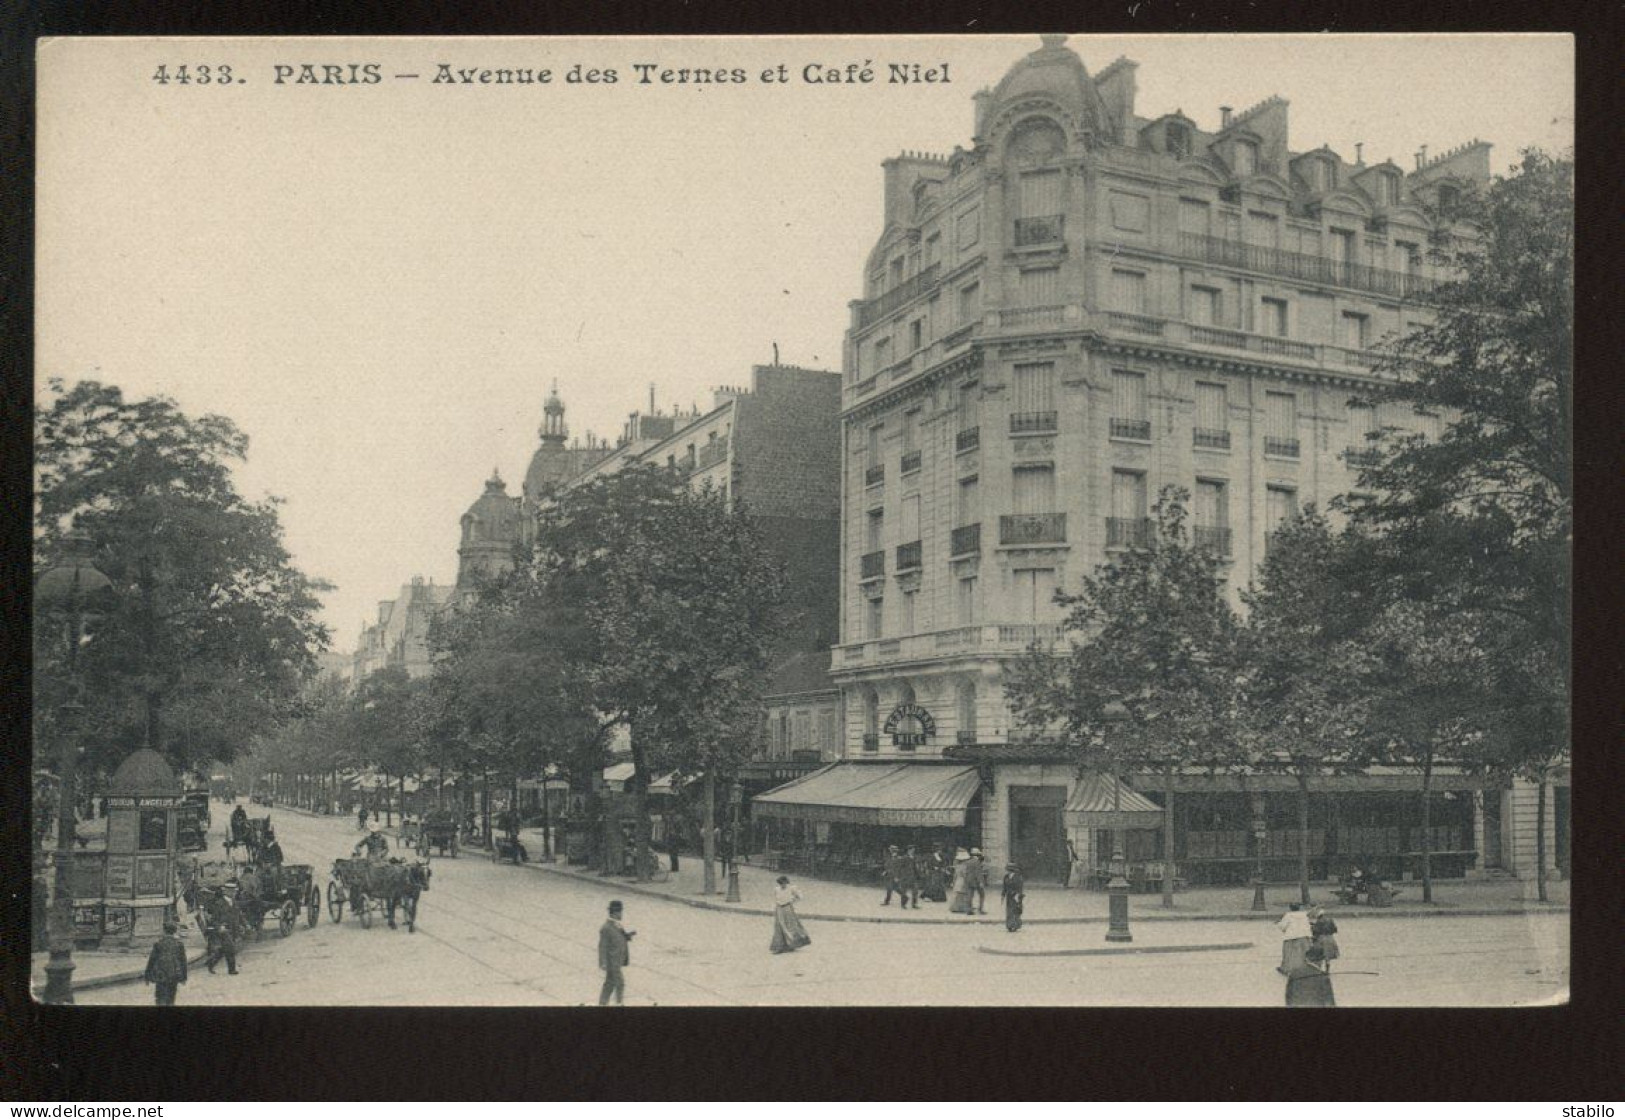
1382,173 -> 1402,206
1167,122 -> 1191,160
1233,139 -> 1258,177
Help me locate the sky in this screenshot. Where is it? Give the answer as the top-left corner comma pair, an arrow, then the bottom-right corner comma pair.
35,34 -> 1573,650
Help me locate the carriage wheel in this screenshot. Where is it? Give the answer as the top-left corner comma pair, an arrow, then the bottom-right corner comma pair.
306,884 -> 321,927
278,900 -> 297,937
402,893 -> 418,933
359,897 -> 373,929
326,880 -> 345,923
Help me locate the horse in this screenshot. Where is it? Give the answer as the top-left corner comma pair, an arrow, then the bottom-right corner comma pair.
368,859 -> 432,932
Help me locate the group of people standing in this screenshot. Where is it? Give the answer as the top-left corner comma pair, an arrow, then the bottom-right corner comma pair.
1277,902 -> 1341,1006
881,845 -> 1026,932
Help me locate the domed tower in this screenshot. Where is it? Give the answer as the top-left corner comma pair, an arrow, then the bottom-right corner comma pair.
983,34 -> 1115,148
456,469 -> 522,589
522,382 -> 576,505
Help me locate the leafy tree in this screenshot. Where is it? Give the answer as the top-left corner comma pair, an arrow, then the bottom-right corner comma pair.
1344,150 -> 1571,898
34,380 -> 330,780
529,465 -> 787,884
1237,510 -> 1386,905
1005,488 -> 1242,907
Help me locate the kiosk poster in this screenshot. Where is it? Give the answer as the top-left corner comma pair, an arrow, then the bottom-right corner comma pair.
134,854 -> 169,897
102,906 -> 133,939
104,854 -> 136,898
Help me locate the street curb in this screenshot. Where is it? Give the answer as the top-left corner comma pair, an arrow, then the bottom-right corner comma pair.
33,946 -> 211,996
518,860 -> 1567,925
977,940 -> 1255,958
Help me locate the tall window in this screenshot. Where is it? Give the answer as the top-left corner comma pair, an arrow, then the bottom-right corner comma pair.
1013,464 -> 1056,515
1018,169 -> 1064,218
1247,210 -> 1279,248
1196,381 -> 1229,434
818,710 -> 836,758
866,597 -> 884,640
1112,370 -> 1148,421
901,494 -> 921,543
1341,311 -> 1370,349
1166,123 -> 1191,160
909,318 -> 924,352
1189,285 -> 1221,326
1233,140 -> 1258,176
1329,228 -> 1356,265
1179,198 -> 1212,237
1267,485 -> 1298,533
1012,362 -> 1056,421
959,282 -> 981,325
1348,402 -> 1377,450
957,576 -> 977,625
957,381 -> 979,432
957,476 -> 980,525
1394,241 -> 1420,275
957,681 -> 979,739
1013,569 -> 1058,623
1019,267 -> 1061,306
866,424 -> 883,469
957,206 -> 981,250
901,589 -> 917,635
1260,297 -> 1289,337
1265,391 -> 1297,456
902,409 -> 919,456
873,336 -> 893,371
863,688 -> 880,743
1195,479 -> 1228,529
1109,269 -> 1148,314
1111,469 -> 1148,521
865,508 -> 884,552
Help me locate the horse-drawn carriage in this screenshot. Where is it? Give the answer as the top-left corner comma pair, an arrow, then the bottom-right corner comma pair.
417,809 -> 460,859
226,813 -> 276,862
328,857 -> 431,932
177,791 -> 211,852
245,864 -> 322,936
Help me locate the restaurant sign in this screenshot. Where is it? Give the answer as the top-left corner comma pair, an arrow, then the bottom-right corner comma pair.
883,703 -> 937,748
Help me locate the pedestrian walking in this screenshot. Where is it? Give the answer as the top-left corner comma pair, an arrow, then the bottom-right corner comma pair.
897,844 -> 921,908
949,849 -> 974,914
1276,902 -> 1313,975
881,845 -> 908,907
968,849 -> 989,914
770,876 -> 811,954
1002,863 -> 1025,932
357,804 -> 369,831
203,892 -> 244,975
597,900 -> 633,1006
922,844 -> 949,902
1309,906 -> 1340,971
143,920 -> 189,1005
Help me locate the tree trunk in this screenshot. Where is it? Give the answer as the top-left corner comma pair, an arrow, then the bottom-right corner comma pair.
1420,745 -> 1434,904
702,770 -> 717,895
629,735 -> 653,882
437,765 -> 445,810
1535,772 -> 1548,903
540,777 -> 554,861
383,773 -> 393,826
481,771 -> 492,849
1161,784 -> 1175,910
1296,772 -> 1311,906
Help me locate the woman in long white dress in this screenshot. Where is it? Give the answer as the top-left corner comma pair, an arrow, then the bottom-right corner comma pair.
770,875 -> 811,954
1276,903 -> 1313,975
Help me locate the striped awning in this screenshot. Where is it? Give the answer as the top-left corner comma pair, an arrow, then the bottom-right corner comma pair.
753,763 -> 983,827
1065,775 -> 1164,829
601,763 -> 683,795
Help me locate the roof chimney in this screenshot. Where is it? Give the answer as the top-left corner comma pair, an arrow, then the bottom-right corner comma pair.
1220,105 -> 1233,128
1354,142 -> 1364,164
1415,145 -> 1428,170
649,383 -> 656,414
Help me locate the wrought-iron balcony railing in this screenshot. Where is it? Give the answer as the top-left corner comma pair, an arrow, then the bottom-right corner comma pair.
1176,232 -> 1437,299
950,523 -> 981,557
895,540 -> 922,573
1010,410 -> 1058,435
864,464 -> 885,487
1193,427 -> 1231,450
1193,525 -> 1233,557
1106,516 -> 1154,550
1264,436 -> 1301,459
1110,417 -> 1152,441
1013,214 -> 1065,247
856,263 -> 942,329
860,550 -> 886,580
900,450 -> 922,475
955,426 -> 980,454
1000,512 -> 1067,546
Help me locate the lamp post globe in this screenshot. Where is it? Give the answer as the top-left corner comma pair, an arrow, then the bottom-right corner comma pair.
1101,700 -> 1133,944
36,530 -> 115,1005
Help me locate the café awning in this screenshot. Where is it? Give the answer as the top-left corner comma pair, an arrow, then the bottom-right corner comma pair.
1065,775 -> 1164,830
753,763 -> 982,828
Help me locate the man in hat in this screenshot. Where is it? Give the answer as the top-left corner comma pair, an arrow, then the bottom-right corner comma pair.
204,891 -> 245,975
881,845 -> 909,907
968,848 -> 989,915
598,900 -> 634,1006
144,919 -> 189,1005
353,824 -> 390,860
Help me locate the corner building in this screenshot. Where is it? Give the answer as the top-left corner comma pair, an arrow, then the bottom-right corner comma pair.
756,37 -> 1567,887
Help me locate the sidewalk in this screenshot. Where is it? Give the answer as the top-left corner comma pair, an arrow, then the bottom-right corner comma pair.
504,830 -> 1570,925
29,933 -> 211,997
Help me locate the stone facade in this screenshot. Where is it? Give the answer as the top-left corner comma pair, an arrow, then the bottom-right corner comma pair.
351,576 -> 455,681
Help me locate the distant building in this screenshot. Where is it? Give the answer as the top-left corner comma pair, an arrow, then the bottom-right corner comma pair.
351,576 -> 456,681
754,35 -> 1566,887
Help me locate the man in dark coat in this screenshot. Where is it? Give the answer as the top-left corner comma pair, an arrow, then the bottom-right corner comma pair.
598,900 -> 633,1006
204,892 -> 244,975
881,845 -> 907,906
897,845 -> 920,909
230,804 -> 249,846
1002,863 -> 1026,932
968,849 -> 990,915
144,920 -> 189,1005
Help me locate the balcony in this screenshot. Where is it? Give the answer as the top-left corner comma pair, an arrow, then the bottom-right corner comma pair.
860,550 -> 885,580
997,305 -> 1068,330
1193,427 -> 1231,450
1176,232 -> 1437,299
836,623 -> 1065,667
1106,311 -> 1165,337
900,450 -> 922,475
1110,417 -> 1151,441
1000,512 -> 1067,546
895,540 -> 922,573
1264,436 -> 1301,459
1106,516 -> 1154,550
955,426 -> 980,454
1013,214 -> 1065,247
1260,337 -> 1316,360
864,464 -> 885,487
950,522 -> 981,557
857,263 -> 941,329
1193,525 -> 1233,557
998,624 -> 1064,646
1010,410 -> 1058,435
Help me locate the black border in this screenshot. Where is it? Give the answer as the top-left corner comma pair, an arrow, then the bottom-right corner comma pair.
4,0 -> 1619,1102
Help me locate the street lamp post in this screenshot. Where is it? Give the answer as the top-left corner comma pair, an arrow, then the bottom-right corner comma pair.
1251,815 -> 1268,912
725,778 -> 742,903
36,530 -> 114,1005
1102,701 -> 1132,944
